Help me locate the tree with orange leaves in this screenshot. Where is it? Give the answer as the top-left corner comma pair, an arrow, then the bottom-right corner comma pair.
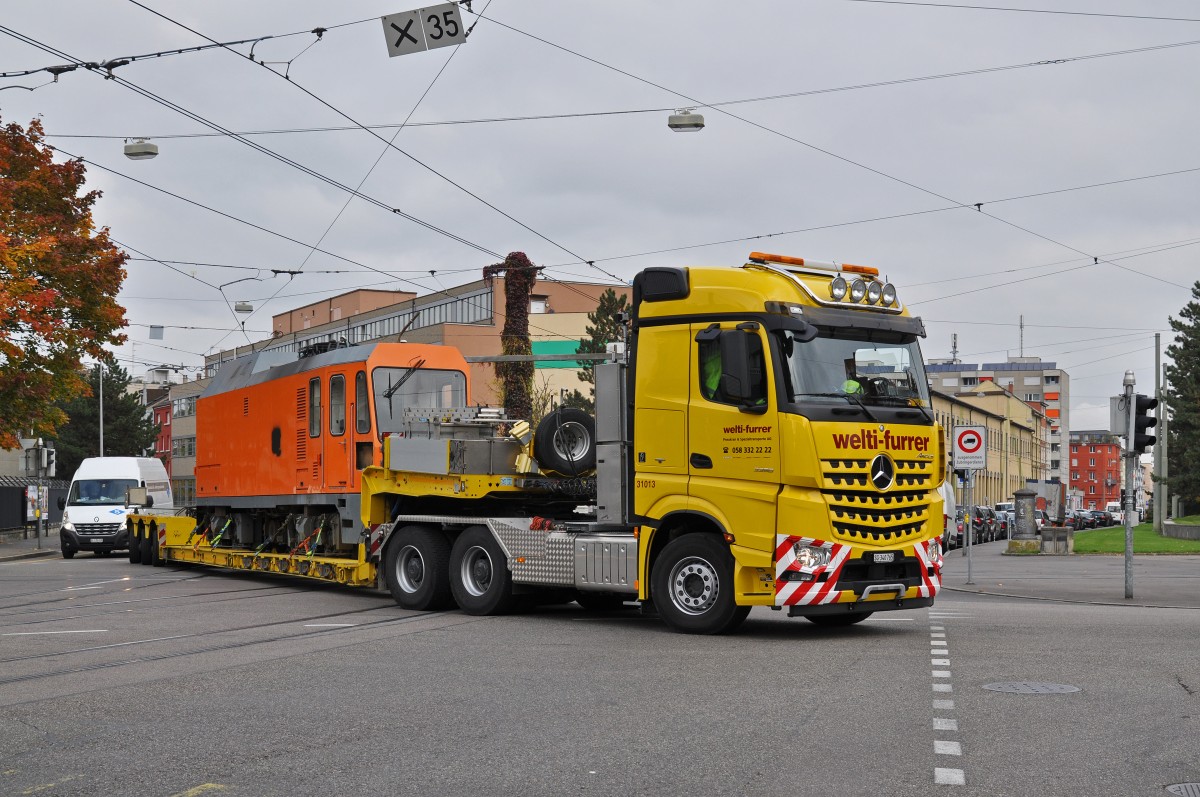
0,116 -> 127,450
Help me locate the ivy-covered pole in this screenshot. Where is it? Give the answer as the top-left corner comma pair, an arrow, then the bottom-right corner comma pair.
483,252 -> 539,421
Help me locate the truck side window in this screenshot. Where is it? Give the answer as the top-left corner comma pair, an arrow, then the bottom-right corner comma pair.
309,378 -> 322,438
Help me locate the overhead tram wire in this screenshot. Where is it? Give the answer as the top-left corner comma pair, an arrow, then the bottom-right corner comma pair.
825,0 -> 1200,24
469,10 -> 1195,295
0,25 -> 501,262
125,1 -> 624,287
37,37 -> 1200,137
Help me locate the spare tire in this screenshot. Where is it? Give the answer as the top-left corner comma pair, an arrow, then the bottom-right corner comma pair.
533,407 -> 597,476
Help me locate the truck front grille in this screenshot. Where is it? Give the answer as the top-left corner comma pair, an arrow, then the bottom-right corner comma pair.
821,458 -> 934,546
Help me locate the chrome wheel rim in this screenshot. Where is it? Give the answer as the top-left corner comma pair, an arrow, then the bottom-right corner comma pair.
669,555 -> 719,616
552,421 -> 591,462
460,545 -> 493,597
396,544 -> 424,593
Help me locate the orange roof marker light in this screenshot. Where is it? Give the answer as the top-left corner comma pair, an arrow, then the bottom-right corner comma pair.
747,251 -> 880,277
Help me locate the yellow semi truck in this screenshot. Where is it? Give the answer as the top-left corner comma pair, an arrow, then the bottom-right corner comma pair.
129,252 -> 945,634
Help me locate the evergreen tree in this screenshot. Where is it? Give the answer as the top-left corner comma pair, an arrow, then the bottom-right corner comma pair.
1164,280 -> 1200,515
51,358 -> 158,479
562,288 -> 630,414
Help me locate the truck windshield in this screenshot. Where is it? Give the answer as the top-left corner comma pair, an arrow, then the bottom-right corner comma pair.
68,479 -> 139,505
373,367 -> 467,434
779,328 -> 931,407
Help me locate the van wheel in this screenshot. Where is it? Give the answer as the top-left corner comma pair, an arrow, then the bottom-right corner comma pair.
61,547 -> 76,560
449,526 -> 515,615
650,534 -> 749,635
384,525 -> 453,610
533,408 -> 596,475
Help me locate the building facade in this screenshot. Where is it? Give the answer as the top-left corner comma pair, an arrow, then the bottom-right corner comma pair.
168,376 -> 210,508
926,357 -> 1069,485
931,386 -> 1050,509
151,395 -> 172,477
1068,430 -> 1123,511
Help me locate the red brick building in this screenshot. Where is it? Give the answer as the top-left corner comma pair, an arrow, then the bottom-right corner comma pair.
1068,430 -> 1122,510
151,396 -> 172,477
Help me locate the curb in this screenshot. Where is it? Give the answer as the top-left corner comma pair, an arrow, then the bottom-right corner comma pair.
941,584 -> 1200,610
0,548 -> 59,563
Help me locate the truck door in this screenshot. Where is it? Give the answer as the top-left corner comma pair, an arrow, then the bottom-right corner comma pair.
324,372 -> 351,491
349,369 -> 374,490
688,322 -> 780,554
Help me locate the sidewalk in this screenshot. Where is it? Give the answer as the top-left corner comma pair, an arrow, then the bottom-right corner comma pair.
940,537 -> 1200,609
0,527 -> 61,562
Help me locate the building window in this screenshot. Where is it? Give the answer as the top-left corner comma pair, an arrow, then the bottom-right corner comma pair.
1089,472 -> 1096,481
1089,458 -> 1095,467
171,436 -> 196,457
942,377 -> 958,387
1089,486 -> 1096,495
1071,458 -> 1078,466
1045,375 -> 1060,384
962,377 -> 978,386
1024,393 -> 1041,401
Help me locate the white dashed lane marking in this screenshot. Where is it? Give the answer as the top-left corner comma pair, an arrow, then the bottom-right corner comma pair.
929,615 -> 965,786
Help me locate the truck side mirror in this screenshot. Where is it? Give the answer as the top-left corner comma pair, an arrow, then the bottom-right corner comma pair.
719,325 -> 767,412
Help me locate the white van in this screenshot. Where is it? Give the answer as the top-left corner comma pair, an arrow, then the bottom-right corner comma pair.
939,478 -> 957,550
58,457 -> 173,558
1105,501 -> 1124,524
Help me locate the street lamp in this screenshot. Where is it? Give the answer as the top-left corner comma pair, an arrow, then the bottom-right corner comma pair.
668,108 -> 705,132
124,138 -> 158,160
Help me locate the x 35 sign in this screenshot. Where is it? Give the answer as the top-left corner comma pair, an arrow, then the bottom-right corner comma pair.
382,3 -> 466,58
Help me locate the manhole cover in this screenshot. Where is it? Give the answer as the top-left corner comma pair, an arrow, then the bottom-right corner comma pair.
983,682 -> 1080,694
1166,784 -> 1200,797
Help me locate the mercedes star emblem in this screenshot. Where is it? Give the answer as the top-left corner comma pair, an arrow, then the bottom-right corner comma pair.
870,454 -> 895,491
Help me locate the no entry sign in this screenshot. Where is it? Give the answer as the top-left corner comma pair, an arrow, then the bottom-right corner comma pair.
952,425 -> 987,469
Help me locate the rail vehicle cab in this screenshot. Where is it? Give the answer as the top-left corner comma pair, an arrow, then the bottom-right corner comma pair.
195,343 -> 471,542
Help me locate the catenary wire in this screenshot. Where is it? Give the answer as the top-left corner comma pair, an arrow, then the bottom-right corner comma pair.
825,0 -> 1200,24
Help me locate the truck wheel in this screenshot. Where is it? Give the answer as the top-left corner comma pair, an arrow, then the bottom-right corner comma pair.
139,533 -> 153,566
384,525 -> 454,610
650,534 -> 749,635
128,527 -> 143,565
807,611 -> 873,627
449,526 -> 515,615
151,525 -> 164,567
533,408 -> 596,476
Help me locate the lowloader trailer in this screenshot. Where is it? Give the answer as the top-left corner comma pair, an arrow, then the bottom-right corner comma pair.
130,252 -> 946,634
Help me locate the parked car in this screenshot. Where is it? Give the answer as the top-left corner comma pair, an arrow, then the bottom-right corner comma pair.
952,508 -> 966,549
1034,509 -> 1048,531
1090,510 -> 1114,527
994,510 -> 1010,540
1066,509 -> 1095,530
974,506 -> 998,543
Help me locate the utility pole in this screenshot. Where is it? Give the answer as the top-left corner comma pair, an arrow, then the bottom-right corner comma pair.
98,360 -> 105,457
1154,334 -> 1162,532
1122,371 -> 1137,599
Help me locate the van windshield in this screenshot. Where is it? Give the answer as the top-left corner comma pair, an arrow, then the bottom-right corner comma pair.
68,479 -> 139,505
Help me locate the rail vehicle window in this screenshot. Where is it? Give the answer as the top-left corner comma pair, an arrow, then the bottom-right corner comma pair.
309,378 -> 321,438
355,371 -> 370,434
329,375 -> 346,436
372,366 -> 467,436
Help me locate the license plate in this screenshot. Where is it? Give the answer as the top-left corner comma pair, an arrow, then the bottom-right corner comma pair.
90,538 -> 104,544
873,552 -> 896,563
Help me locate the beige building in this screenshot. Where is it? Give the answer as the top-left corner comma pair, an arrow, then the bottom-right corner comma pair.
932,384 -> 1051,508
168,376 -> 211,508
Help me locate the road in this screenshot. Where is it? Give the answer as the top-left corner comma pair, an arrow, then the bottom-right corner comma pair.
1,553 -> 1197,796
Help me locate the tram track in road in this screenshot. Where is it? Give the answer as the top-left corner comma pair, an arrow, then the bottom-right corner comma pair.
0,570 -> 210,609
0,581 -> 307,622
0,608 -> 464,688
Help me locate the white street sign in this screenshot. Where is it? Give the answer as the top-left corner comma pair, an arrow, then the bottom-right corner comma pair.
382,3 -> 466,58
952,425 -> 987,470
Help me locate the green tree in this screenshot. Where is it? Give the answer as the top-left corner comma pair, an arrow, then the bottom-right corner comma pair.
51,359 -> 158,479
1164,280 -> 1200,515
0,116 -> 128,449
561,288 -> 630,414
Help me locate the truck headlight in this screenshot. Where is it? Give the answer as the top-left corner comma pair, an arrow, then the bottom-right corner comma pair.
794,544 -> 830,569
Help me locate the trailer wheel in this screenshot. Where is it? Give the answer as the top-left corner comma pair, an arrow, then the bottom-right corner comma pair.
449,526 -> 515,615
650,534 -> 749,635
139,532 -> 153,566
128,526 -> 142,565
806,611 -> 873,627
150,525 -> 164,567
533,408 -> 596,476
384,525 -> 454,611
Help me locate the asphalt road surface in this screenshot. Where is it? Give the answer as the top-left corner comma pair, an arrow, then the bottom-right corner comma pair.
1,554 -> 1197,796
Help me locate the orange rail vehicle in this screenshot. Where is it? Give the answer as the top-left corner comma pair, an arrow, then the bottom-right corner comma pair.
187,342 -> 472,558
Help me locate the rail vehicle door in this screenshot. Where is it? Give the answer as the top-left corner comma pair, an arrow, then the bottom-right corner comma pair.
323,372 -> 353,492
348,369 -> 374,491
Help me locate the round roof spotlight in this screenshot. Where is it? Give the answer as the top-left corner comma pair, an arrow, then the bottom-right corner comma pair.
881,283 -> 897,306
849,279 -> 867,303
668,108 -> 705,132
123,138 -> 158,160
866,281 -> 883,305
830,275 -> 848,301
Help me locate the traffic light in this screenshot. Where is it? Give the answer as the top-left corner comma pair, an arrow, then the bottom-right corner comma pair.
45,447 -> 55,478
1131,394 -> 1159,455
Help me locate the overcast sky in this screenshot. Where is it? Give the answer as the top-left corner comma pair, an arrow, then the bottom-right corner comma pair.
3,0 -> 1197,430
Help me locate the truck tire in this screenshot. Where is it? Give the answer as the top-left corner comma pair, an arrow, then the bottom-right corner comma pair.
650,534 -> 749,635
139,532 -> 153,566
449,525 -> 515,615
384,525 -> 454,611
128,526 -> 142,565
807,611 -> 873,627
533,408 -> 596,476
151,525 -> 164,567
